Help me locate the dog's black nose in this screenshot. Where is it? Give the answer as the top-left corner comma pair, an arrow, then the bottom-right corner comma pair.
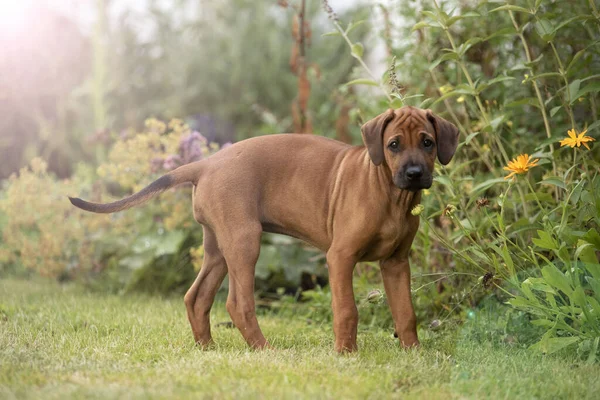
405,165 -> 423,180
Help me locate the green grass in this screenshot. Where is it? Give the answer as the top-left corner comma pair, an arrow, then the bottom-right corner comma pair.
0,279 -> 598,399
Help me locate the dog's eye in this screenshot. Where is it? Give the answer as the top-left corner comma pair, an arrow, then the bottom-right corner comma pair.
389,140 -> 399,150
423,138 -> 434,148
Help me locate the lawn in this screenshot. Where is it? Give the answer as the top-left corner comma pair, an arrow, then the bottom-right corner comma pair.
0,278 -> 598,399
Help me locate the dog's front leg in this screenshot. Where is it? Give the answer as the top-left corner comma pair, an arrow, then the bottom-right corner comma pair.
380,256 -> 419,348
326,250 -> 359,353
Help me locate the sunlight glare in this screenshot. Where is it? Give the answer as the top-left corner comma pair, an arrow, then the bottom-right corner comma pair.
0,0 -> 34,33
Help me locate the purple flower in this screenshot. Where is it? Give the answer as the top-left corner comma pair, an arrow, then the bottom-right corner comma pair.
179,131 -> 207,164
151,157 -> 164,173
163,154 -> 182,171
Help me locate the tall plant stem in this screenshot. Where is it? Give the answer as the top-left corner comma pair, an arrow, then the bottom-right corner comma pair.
422,31 -> 497,174
330,20 -> 393,103
432,0 -> 510,166
509,10 -> 557,178
432,0 -> 527,216
549,42 -> 576,130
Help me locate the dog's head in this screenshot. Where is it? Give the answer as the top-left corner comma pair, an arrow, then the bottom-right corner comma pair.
361,106 -> 459,191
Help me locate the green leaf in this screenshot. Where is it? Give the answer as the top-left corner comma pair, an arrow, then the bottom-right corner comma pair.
322,31 -> 341,37
524,192 -> 553,203
587,120 -> 600,133
470,178 -> 507,196
532,230 -> 558,250
566,40 -> 600,75
524,53 -> 544,68
531,319 -> 554,327
485,75 -> 516,86
508,296 -> 535,309
430,91 -> 465,106
419,98 -> 434,108
588,294 -> 600,313
538,177 -> 567,190
531,336 -> 581,354
566,79 -> 581,104
521,279 -> 540,304
534,0 -> 543,10
567,48 -> 588,74
477,76 -> 515,93
485,27 -> 516,40
351,43 -> 364,58
586,265 -> 600,282
526,72 -> 562,81
345,20 -> 365,35
433,175 -> 455,196
572,81 -> 600,104
505,97 -> 541,109
535,19 -> 556,42
550,106 -> 562,117
582,229 -> 600,249
524,278 -> 557,294
345,78 -> 379,87
502,244 -> 515,277
463,36 -> 483,48
570,179 -> 586,205
587,337 -> 600,364
447,12 -> 480,27
412,20 -> 437,31
576,243 -> 598,267
402,94 -> 424,101
489,5 -> 533,14
553,16 -> 588,34
463,131 -> 480,145
456,38 -> 483,57
541,264 -> 572,296
429,52 -> 460,70
572,286 -> 595,329
390,97 -> 404,109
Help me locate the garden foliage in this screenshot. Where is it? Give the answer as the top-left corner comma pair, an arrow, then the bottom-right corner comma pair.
0,0 -> 599,361
321,0 -> 600,360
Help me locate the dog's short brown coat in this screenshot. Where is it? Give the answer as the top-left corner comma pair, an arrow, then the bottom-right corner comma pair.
70,106 -> 459,352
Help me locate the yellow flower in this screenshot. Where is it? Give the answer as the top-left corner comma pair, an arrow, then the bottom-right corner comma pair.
503,154 -> 539,179
559,128 -> 595,150
457,96 -> 465,103
439,84 -> 453,95
411,204 -> 424,216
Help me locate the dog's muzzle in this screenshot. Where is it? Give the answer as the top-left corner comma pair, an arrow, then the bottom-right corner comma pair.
394,165 -> 432,191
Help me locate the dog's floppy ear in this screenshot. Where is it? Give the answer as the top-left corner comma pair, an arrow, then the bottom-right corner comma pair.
361,109 -> 395,166
426,110 -> 459,165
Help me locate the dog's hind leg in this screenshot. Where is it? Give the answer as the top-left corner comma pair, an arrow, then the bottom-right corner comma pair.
219,223 -> 270,349
184,226 -> 228,348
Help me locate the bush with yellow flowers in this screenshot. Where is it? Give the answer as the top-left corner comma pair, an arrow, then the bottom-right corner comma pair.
0,158 -> 108,278
0,120 -> 225,292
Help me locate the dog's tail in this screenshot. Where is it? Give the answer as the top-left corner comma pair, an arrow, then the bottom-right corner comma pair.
68,161 -> 203,214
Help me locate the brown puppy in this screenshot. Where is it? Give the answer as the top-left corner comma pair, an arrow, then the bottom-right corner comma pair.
69,106 -> 459,352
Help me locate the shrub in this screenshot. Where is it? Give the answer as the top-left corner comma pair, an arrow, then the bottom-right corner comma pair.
322,0 -> 600,360
0,159 -> 107,278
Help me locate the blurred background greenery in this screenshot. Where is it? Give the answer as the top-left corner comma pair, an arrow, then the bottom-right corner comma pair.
1,0 -> 599,360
